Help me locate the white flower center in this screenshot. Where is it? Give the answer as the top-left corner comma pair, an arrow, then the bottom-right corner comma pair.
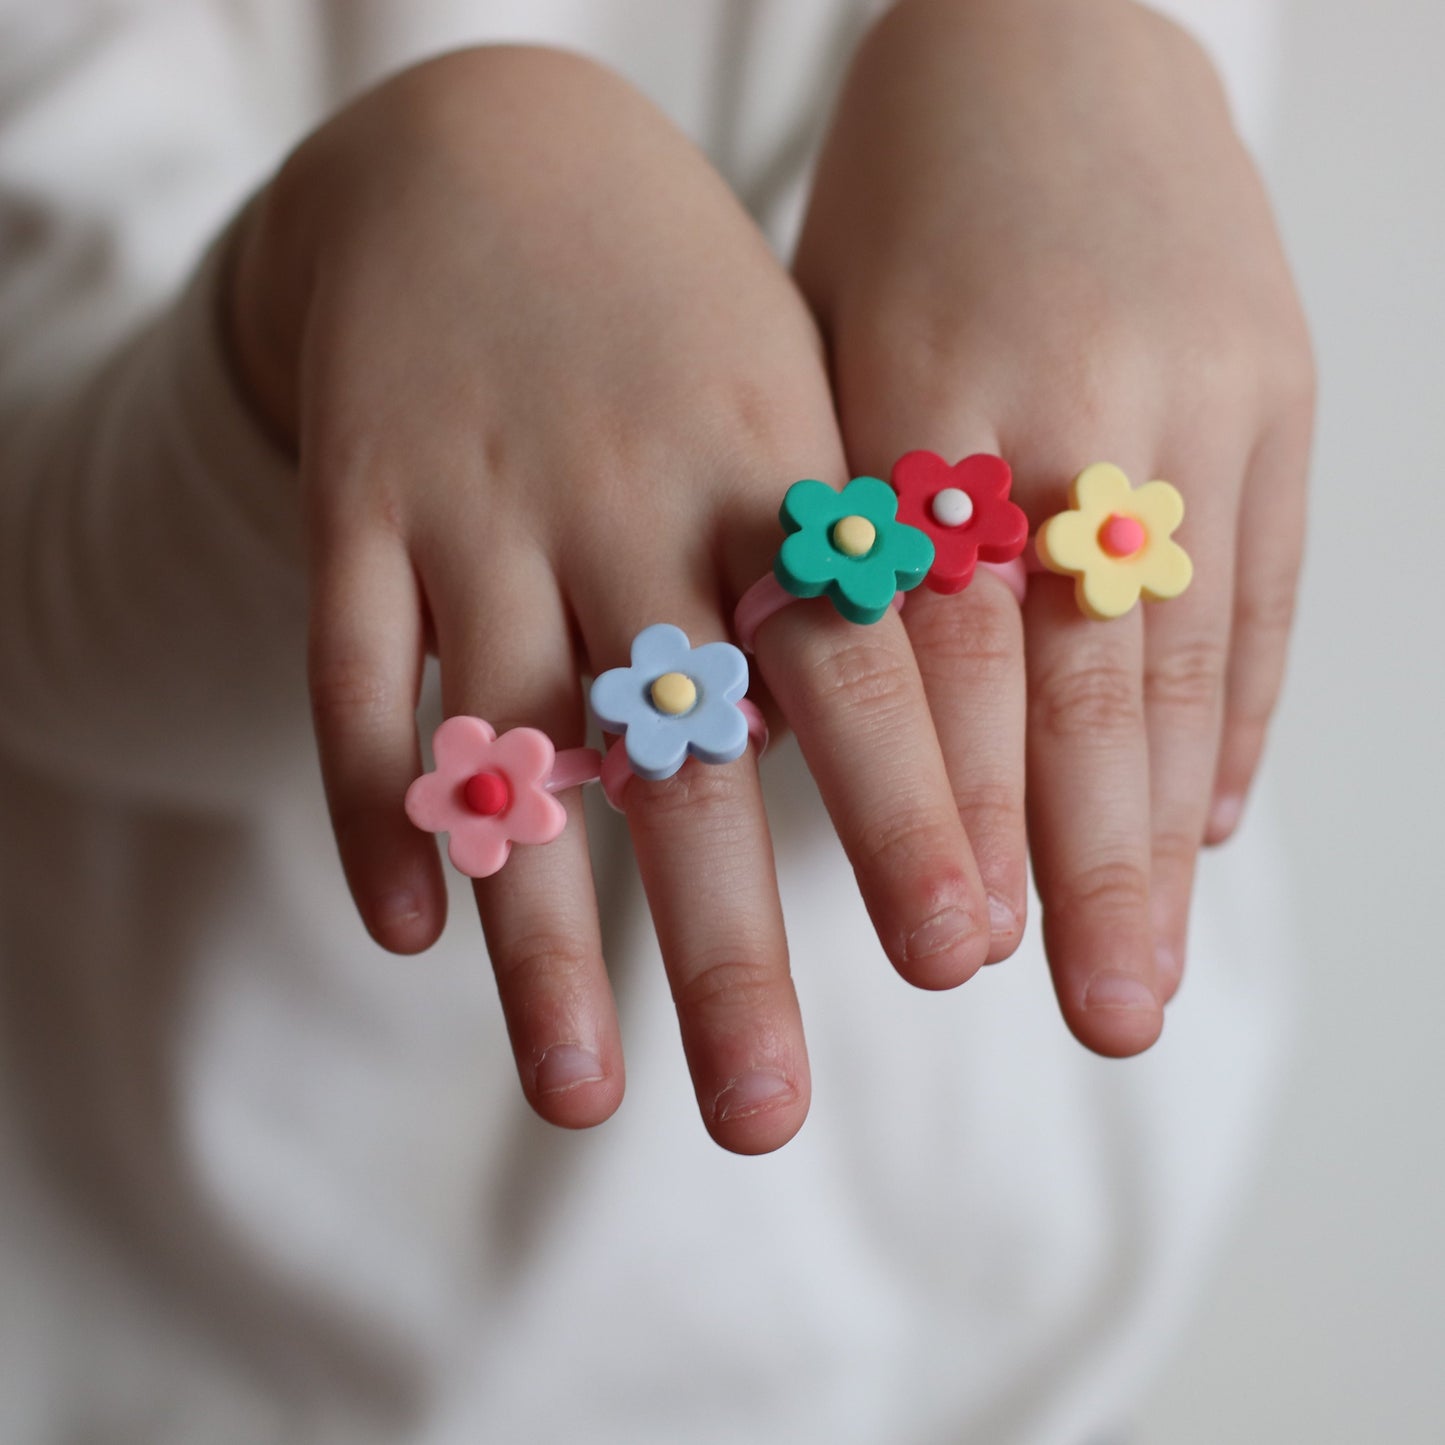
931,488 -> 974,528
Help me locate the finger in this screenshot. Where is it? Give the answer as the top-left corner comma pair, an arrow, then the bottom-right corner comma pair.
1141,446 -> 1241,1001
626,753 -> 803,1155
731,409 -> 994,990
1025,563 -> 1162,1058
826,412 -> 1028,969
905,573 -> 1028,964
754,600 -> 990,992
1208,401 -> 1312,844
573,556 -> 807,1156
309,528 -> 446,954
431,553 -> 622,1130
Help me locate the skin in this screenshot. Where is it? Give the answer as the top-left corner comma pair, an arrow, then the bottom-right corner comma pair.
228,5 -> 1313,1154
795,0 -> 1313,1047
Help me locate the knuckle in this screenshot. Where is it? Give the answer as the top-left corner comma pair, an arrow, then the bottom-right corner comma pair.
864,315 -> 977,425
309,656 -> 394,728
911,596 -> 1019,682
1144,637 -> 1227,714
1057,858 -> 1151,922
1222,702 -> 1272,754
953,781 -> 1021,837
802,632 -> 913,717
1032,661 -> 1143,741
327,785 -> 403,847
1264,325 -> 1318,414
674,956 -> 787,1019
492,930 -> 597,992
856,810 -> 957,884
1189,342 -> 1259,415
1151,822 -> 1202,875
1025,304 -> 1157,431
1169,303 -> 1269,412
1041,342 -> 1123,439
628,760 -> 746,828
1235,579 -> 1298,643
328,807 -> 377,859
700,374 -> 816,467
1282,354 -> 1318,417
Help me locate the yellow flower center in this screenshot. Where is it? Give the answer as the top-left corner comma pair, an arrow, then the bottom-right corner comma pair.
832,514 -> 877,557
650,672 -> 698,716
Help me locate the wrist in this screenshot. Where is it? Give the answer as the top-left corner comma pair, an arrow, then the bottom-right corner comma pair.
224,181 -> 308,453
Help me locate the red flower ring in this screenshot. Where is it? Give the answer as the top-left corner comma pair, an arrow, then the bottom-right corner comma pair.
890,451 -> 1029,595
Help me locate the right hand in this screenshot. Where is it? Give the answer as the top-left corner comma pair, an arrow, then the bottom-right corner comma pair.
228,47 -> 1003,1153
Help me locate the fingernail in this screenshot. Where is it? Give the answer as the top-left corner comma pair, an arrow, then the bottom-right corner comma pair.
1083,971 -> 1158,1012
905,905 -> 976,964
377,889 -> 421,928
713,1070 -> 797,1124
1209,793 -> 1243,839
534,1044 -> 605,1096
987,895 -> 1018,937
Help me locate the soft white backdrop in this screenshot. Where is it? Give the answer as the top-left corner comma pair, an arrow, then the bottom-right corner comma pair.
1139,2 -> 1445,1439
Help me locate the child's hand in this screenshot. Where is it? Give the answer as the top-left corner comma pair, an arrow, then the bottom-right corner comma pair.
229,47 -> 1004,1152
794,0 -> 1314,1054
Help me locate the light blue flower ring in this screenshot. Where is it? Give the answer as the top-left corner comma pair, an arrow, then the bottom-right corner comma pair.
589,623 -> 752,782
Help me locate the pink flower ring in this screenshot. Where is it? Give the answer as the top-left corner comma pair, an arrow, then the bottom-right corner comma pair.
405,716 -> 602,878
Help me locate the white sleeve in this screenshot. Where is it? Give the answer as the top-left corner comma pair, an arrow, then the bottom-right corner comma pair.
1142,0 -> 1283,149
0,5 -> 318,808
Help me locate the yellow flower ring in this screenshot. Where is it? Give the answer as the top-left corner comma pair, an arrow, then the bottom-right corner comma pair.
1035,463 -> 1194,620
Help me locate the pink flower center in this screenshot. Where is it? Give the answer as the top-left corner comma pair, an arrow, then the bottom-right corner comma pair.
1098,513 -> 1147,558
463,770 -> 511,817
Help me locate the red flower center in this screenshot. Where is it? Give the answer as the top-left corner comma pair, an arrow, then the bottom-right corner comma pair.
463,770 -> 511,817
1098,513 -> 1147,558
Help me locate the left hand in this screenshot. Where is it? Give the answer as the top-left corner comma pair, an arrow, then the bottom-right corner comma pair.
794,0 -> 1314,1054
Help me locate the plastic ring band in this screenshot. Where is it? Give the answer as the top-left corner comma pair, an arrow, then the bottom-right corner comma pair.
732,574 -> 905,654
600,698 -> 769,812
978,555 -> 1031,606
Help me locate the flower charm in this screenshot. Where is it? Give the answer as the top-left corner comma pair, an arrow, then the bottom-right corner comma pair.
590,623 -> 751,782
405,716 -> 569,877
890,451 -> 1029,595
774,476 -> 935,624
1036,462 -> 1193,620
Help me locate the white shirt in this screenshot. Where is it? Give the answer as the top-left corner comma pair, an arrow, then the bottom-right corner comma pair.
0,4 -> 1292,1442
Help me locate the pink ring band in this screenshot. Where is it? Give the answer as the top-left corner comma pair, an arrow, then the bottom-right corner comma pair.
546,747 -> 604,792
981,554 -> 1032,605
732,556 -> 1031,654
600,698 -> 770,811
733,577 -> 906,654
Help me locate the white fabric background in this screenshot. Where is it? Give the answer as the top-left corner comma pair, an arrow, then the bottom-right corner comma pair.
1140,2 -> 1445,1438
0,5 -> 1302,1443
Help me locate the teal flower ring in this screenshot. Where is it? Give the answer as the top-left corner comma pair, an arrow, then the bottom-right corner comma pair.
773,477 -> 936,625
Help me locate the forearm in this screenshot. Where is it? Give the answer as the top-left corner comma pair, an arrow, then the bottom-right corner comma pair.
0,222 -> 310,807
